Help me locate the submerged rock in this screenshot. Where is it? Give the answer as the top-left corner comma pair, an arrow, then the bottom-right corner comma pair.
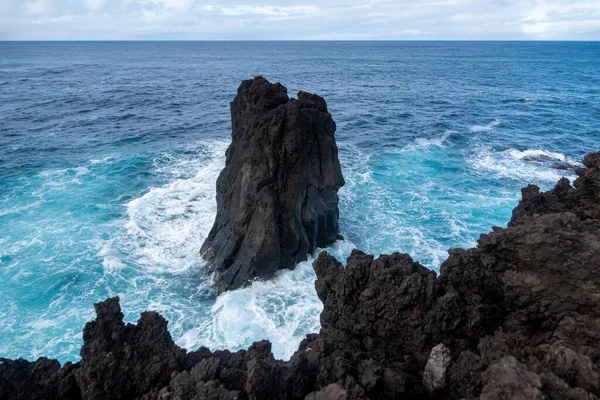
551,161 -> 579,172
200,76 -> 344,293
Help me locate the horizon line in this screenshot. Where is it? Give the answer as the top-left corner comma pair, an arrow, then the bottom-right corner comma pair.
1,39 -> 599,42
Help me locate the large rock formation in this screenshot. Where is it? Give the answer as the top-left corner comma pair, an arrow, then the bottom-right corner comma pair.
3,150 -> 599,399
201,77 -> 345,293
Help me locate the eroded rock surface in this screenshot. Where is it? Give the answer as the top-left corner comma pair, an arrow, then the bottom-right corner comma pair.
200,76 -> 345,293
423,344 -> 452,393
1,148 -> 599,397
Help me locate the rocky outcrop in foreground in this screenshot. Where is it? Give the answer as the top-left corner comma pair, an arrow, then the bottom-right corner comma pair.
201,77 -> 344,293
2,151 -> 599,399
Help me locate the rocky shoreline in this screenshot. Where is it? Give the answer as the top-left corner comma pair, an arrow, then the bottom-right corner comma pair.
2,151 -> 599,399
1,79 -> 599,399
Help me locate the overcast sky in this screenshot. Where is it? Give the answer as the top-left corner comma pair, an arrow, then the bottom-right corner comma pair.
1,0 -> 599,40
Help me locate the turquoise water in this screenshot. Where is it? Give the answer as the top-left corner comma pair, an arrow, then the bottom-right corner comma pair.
0,42 -> 598,363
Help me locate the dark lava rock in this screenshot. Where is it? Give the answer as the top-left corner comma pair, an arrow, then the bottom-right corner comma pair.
0,357 -> 79,400
552,162 -> 579,172
200,76 -> 345,293
522,154 -> 562,163
518,152 -> 580,173
295,152 -> 600,398
75,297 -> 187,399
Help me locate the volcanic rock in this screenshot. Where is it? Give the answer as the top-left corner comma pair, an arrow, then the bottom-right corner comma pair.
200,76 -> 345,293
423,343 -> 452,392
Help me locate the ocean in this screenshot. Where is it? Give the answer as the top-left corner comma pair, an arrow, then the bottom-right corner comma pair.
0,41 -> 598,363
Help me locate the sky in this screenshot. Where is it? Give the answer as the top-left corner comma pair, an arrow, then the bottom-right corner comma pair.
1,0 -> 599,40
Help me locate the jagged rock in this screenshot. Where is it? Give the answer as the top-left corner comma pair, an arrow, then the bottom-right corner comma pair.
480,357 -> 544,400
75,296 -> 187,400
448,350 -> 482,399
510,151 -> 600,226
0,357 -> 79,400
552,162 -> 579,172
542,345 -> 599,393
305,384 -> 347,400
304,151 -> 600,399
200,76 -> 344,293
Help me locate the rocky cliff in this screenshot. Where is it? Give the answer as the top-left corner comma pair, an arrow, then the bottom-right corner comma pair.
200,77 -> 345,293
2,151 -> 599,399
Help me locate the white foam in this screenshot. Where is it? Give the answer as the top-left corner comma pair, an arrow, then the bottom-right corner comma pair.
470,119 -> 500,133
99,246 -> 127,274
74,166 -> 90,176
39,161 -> 97,178
508,149 -> 567,162
38,164 -> 96,191
0,201 -> 42,217
177,239 -> 355,360
39,168 -> 68,177
469,145 -> 577,183
337,143 -> 374,189
412,130 -> 453,148
27,318 -> 57,330
122,140 -> 228,274
89,155 -> 115,165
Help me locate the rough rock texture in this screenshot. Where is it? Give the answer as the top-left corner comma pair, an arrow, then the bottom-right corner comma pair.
1,144 -> 599,397
423,344 -> 452,393
200,77 -> 345,293
76,298 -> 187,399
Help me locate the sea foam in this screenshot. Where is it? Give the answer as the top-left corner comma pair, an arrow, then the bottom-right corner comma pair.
470,119 -> 500,133
468,146 -> 577,183
123,141 -> 228,274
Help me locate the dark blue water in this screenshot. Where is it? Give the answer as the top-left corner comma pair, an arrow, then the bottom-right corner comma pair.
1,41 -> 599,363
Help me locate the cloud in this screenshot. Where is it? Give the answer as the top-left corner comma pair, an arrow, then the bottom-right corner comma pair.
209,5 -> 318,18
517,1 -> 600,39
1,0 -> 599,40
24,0 -> 52,16
84,0 -> 105,11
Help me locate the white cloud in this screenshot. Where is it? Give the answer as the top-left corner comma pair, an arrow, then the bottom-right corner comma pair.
153,0 -> 195,10
213,5 -> 318,18
25,0 -> 51,16
522,21 -> 551,35
1,0 -> 599,40
84,0 -> 105,11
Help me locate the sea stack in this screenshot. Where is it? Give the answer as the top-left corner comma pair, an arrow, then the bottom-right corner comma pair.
201,77 -> 345,293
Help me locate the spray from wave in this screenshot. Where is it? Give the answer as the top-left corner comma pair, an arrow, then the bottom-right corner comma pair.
469,146 -> 578,183
122,141 -> 228,275
469,119 -> 500,133
507,149 -> 578,164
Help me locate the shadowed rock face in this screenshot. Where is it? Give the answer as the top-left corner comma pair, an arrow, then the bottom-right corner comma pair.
200,76 -> 344,293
